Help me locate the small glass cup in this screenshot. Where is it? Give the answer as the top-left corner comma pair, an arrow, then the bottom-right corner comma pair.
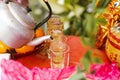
50,45 -> 70,68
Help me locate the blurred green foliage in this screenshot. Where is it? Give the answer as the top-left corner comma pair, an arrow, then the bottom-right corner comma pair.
29,0 -> 110,47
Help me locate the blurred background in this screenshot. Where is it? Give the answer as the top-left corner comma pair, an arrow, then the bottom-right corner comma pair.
29,0 -> 110,47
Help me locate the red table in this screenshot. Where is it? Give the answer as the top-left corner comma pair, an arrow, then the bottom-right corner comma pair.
16,36 -> 110,68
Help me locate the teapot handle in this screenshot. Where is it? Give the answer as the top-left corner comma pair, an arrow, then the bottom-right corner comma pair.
5,0 -> 52,31
34,0 -> 52,30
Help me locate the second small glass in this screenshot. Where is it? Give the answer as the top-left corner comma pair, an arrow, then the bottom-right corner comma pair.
50,45 -> 70,68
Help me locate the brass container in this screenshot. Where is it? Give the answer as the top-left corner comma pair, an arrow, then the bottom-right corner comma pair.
106,23 -> 120,67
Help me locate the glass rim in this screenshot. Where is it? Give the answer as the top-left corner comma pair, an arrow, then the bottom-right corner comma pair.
49,45 -> 70,54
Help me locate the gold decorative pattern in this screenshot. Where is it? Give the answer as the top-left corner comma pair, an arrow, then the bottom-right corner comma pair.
96,0 -> 120,48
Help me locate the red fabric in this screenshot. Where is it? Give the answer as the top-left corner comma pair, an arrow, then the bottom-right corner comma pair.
16,36 -> 110,68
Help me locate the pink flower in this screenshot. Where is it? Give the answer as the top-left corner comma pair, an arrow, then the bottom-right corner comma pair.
0,59 -> 75,80
87,63 -> 120,80
1,59 -> 33,80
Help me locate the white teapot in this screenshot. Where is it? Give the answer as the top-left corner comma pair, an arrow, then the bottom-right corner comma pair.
0,0 -> 52,48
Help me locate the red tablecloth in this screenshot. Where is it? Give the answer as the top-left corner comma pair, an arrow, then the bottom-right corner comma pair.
16,36 -> 110,68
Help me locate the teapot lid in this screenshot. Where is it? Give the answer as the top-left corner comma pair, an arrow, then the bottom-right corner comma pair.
8,2 -> 35,29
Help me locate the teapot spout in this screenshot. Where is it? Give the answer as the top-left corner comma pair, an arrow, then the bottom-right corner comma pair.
27,35 -> 51,46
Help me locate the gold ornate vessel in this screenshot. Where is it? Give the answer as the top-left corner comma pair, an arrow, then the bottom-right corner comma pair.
96,0 -> 120,48
96,0 -> 120,66
106,23 -> 120,67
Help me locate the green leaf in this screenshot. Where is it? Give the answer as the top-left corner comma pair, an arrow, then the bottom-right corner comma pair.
81,36 -> 89,46
82,51 -> 92,72
98,0 -> 111,8
97,17 -> 107,25
74,5 -> 85,17
91,0 -> 97,9
69,66 -> 86,80
84,14 -> 95,36
92,57 -> 102,63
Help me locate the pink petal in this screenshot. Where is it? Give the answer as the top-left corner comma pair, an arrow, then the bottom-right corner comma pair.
87,63 -> 120,80
0,59 -> 75,80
